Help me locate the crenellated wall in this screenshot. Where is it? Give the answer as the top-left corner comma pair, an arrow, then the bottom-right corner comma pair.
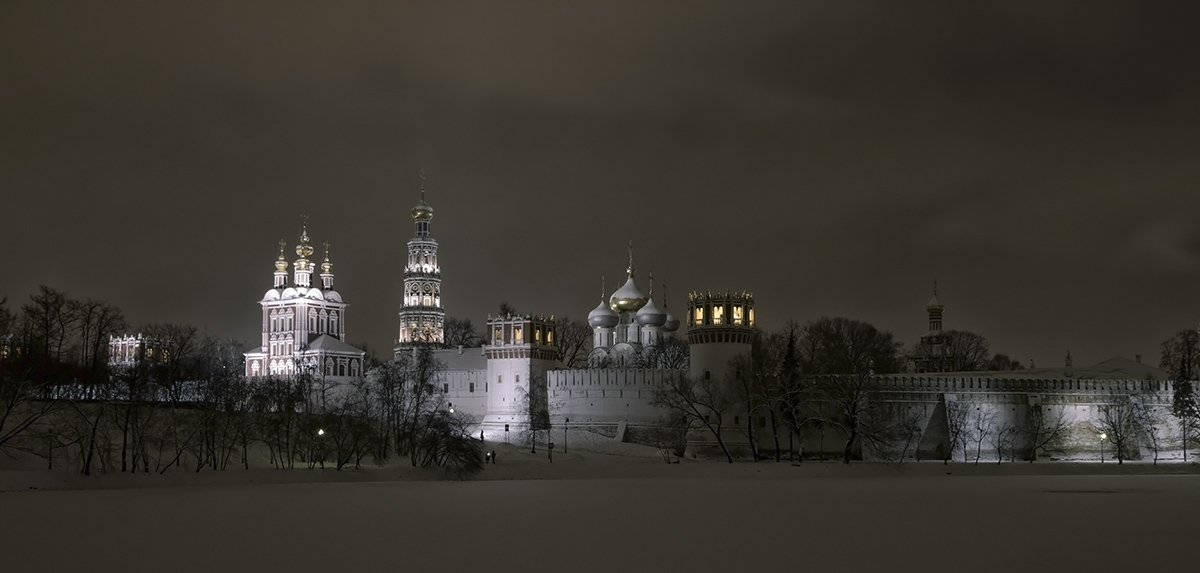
546,368 -> 683,425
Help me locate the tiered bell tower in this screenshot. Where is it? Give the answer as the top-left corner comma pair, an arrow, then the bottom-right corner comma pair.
395,176 -> 445,353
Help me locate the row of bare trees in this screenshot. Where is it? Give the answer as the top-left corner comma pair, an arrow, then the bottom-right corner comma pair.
2,287 -> 482,476
655,317 -> 918,464
653,316 -> 1193,466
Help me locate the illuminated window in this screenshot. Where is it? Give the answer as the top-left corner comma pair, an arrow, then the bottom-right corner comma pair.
712,305 -> 724,324
749,309 -> 754,325
536,328 -> 542,343
693,307 -> 703,325
494,328 -> 502,342
548,330 -> 554,343
733,306 -> 743,325
514,327 -> 523,342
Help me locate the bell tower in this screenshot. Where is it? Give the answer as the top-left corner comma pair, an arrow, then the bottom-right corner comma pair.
395,174 -> 445,353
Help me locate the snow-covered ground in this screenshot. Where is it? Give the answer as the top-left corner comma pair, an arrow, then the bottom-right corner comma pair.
2,444 -> 1199,572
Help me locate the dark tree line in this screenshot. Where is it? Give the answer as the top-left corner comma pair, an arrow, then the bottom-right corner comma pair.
1,287 -> 482,477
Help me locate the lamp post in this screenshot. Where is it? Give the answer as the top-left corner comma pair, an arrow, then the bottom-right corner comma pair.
1099,432 -> 1107,464
564,418 -> 569,454
317,428 -> 326,469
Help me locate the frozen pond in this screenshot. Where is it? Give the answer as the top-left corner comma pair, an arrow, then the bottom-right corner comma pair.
2,466 -> 1197,571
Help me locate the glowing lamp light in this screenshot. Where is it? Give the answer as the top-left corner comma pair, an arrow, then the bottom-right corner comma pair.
317,429 -> 325,436
449,408 -> 455,413
1099,432 -> 1107,441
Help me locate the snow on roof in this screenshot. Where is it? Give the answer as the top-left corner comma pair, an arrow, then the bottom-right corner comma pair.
916,356 -> 1170,380
307,335 -> 365,356
430,347 -> 487,372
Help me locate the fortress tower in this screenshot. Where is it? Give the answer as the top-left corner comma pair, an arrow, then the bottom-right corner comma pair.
480,313 -> 560,432
395,178 -> 445,353
687,291 -> 755,382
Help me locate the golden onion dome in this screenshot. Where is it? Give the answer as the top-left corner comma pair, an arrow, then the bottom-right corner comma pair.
295,225 -> 314,258
412,199 -> 434,220
609,274 -> 649,313
274,239 -> 289,271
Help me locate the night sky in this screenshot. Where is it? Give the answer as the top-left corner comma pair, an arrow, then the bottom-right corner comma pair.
3,2 -> 1199,367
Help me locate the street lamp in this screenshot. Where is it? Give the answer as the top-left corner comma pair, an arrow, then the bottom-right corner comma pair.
1099,432 -> 1107,463
564,417 -> 569,454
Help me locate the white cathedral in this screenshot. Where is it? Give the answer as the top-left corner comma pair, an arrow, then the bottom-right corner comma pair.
243,218 -> 366,382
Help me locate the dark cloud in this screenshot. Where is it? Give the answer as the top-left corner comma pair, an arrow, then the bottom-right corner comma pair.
2,1 -> 1198,367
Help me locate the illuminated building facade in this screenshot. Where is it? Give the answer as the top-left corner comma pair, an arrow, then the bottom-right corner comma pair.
394,182 -> 445,353
243,218 -> 365,381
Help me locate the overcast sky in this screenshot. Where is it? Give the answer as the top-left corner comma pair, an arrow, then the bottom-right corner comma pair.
3,1 -> 1199,367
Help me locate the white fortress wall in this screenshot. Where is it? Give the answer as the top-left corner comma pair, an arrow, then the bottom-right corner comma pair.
547,368 -> 683,425
437,369 -> 489,419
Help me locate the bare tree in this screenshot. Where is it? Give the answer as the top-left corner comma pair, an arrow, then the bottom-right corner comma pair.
1131,395 -> 1164,464
514,372 -> 552,454
443,316 -> 482,348
944,398 -> 971,464
644,335 -> 689,370
652,372 -> 737,463
20,285 -> 78,383
1160,328 -> 1199,461
968,406 -> 996,464
796,316 -> 902,463
989,417 -> 1017,464
985,354 -> 1025,371
0,372 -> 59,456
553,316 -> 592,368
1095,393 -> 1140,464
1020,403 -> 1071,462
70,298 -> 126,384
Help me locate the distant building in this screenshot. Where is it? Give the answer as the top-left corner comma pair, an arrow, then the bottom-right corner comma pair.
910,283 -> 957,373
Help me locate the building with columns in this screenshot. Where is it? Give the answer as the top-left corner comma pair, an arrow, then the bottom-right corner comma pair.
243,218 -> 365,382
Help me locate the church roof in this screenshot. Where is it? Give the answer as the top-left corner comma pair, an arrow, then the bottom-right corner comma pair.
307,334 -> 365,356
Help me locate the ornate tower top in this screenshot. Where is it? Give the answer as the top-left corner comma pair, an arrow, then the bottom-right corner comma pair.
293,215 -> 315,288
610,241 -> 648,313
412,172 -> 434,224
926,281 -> 944,332
320,241 -> 335,290
272,239 -> 288,288
627,240 -> 635,276
296,214 -> 314,258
